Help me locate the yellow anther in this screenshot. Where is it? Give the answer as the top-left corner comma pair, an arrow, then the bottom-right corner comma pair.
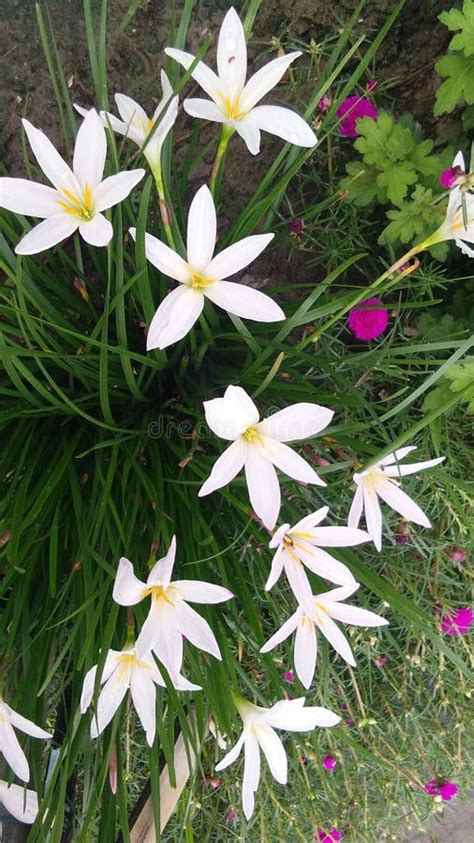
188,273 -> 215,290
57,182 -> 94,221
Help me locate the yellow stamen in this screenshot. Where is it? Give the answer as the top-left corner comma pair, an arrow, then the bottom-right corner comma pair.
188,272 -> 215,290
242,426 -> 261,443
144,584 -> 176,607
56,181 -> 94,221
220,94 -> 245,121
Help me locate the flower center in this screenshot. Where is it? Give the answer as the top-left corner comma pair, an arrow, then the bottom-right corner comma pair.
57,183 -> 94,222
146,584 -> 176,606
188,272 -> 215,291
220,94 -> 245,121
242,426 -> 260,442
283,534 -> 294,547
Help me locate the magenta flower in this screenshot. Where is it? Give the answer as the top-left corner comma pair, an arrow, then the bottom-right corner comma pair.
336,95 -> 378,137
449,546 -> 466,563
283,669 -> 294,683
288,218 -> 305,234
318,94 -> 332,112
347,297 -> 389,340
365,79 -> 378,93
439,165 -> 465,189
424,780 -> 459,801
316,828 -> 342,842
322,754 -> 337,770
440,607 -> 473,635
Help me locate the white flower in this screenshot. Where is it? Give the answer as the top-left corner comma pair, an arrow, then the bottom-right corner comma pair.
433,152 -> 474,257
75,72 -> 179,170
129,184 -> 283,349
348,446 -> 445,551
0,109 -> 145,254
112,536 -> 233,687
266,505 -> 369,606
198,385 -> 334,530
165,7 -> 317,155
0,781 -> 38,824
215,693 -> 340,819
261,583 -> 389,688
0,699 -> 51,783
80,645 -> 200,745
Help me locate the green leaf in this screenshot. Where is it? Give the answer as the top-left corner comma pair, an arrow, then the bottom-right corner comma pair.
440,1 -> 474,56
379,185 -> 445,246
434,53 -> 474,115
377,160 -> 417,205
341,161 -> 386,206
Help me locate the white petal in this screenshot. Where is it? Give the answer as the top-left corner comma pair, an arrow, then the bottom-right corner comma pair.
147,286 -> 204,349
363,486 -> 383,551
15,215 -> 79,255
94,169 -> 145,212
243,105 -> 317,148
452,150 -> 465,170
296,543 -> 357,587
242,731 -> 260,820
187,185 -> 216,272
205,233 -> 273,281
147,535 -> 177,588
383,456 -> 445,477
160,70 -> 174,103
284,557 -> 314,608
215,731 -> 245,771
267,698 -> 340,731
257,403 -> 334,443
262,438 -> 326,486
22,118 -> 75,190
198,439 -> 247,496
174,600 -> 221,660
245,444 -> 281,529
325,601 -> 388,628
260,609 -> 300,652
137,605 -> 184,678
0,719 -> 29,782
79,213 -> 113,247
203,385 -> 259,440
294,619 -> 317,689
99,111 -> 132,139
172,671 -> 202,692
347,485 -> 363,530
7,707 -> 51,740
112,557 -> 146,605
375,479 -> 431,528
90,667 -> 129,739
379,446 -> 418,466
316,583 -> 360,602
183,97 -> 226,123
290,706 -> 341,730
129,228 -> 191,283
164,48 -> 222,101
73,109 -> 106,189
173,580 -> 233,604
234,121 -> 261,155
114,93 -> 148,127
217,7 -> 247,97
240,52 -> 301,111
316,613 -> 356,666
130,666 -> 156,746
0,781 -> 38,824
257,724 -> 287,784
79,651 -> 120,712
291,506 -> 328,534
264,545 -> 285,591
0,178 -> 59,218
307,526 -> 370,548
205,280 -> 284,322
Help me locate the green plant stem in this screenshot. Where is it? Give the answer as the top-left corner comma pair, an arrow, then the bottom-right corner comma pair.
209,125 -> 234,197
152,166 -> 175,249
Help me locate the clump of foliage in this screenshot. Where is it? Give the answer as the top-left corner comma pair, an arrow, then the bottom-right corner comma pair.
435,0 -> 474,127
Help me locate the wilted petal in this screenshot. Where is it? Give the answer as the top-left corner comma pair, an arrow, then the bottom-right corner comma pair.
198,440 -> 247,496
203,385 -> 259,440
165,48 -> 222,102
174,599 -> 221,660
375,479 -> 431,528
242,731 -> 260,820
22,119 -> 75,190
262,438 -> 326,486
243,105 -> 317,148
183,97 -> 226,122
347,485 -> 363,529
130,666 -> 156,746
79,213 -> 113,247
15,215 -> 79,255
245,444 -> 280,529
0,178 -> 59,218
383,456 -> 445,477
217,7 -> 247,97
0,781 -> 38,824
316,612 -> 356,666
234,121 -> 261,155
205,280 -> 284,322
260,609 -> 300,652
215,731 -> 245,771
187,185 -> 216,271
94,169 -> 145,212
129,229 -> 191,283
173,580 -> 233,604
73,109 -> 106,189
257,403 -> 334,443
148,286 -> 204,349
204,233 -> 274,282
112,557 -> 146,605
240,52 -> 301,112
257,724 -> 287,784
363,486 -> 382,551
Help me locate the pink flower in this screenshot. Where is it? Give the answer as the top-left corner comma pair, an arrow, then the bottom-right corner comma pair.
449,546 -> 466,563
336,95 -> 378,137
316,828 -> 342,842
283,669 -> 294,683
365,79 -> 378,93
322,754 -> 337,770
288,218 -> 304,234
225,806 -> 238,824
318,94 -> 332,112
424,780 -> 459,801
373,656 -> 388,667
347,297 -> 389,340
440,607 -> 473,635
439,165 -> 465,189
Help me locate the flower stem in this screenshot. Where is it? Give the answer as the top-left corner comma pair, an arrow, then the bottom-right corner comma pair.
152,166 -> 175,250
210,125 -> 234,197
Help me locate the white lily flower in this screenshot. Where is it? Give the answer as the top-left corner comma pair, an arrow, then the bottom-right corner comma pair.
348,446 -> 445,551
75,71 -> 179,170
198,385 -> 334,530
0,699 -> 51,783
112,536 -> 233,686
0,781 -> 38,824
261,583 -> 389,689
129,184 -> 283,349
215,693 -> 340,819
0,109 -> 145,255
80,644 -> 200,745
266,505 -> 369,606
165,7 -> 317,155
434,152 -> 474,257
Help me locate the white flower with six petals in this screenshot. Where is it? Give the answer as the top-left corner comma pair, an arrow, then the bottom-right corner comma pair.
199,385 -> 334,530
165,7 -> 317,155
0,699 -> 51,783
0,109 -> 145,254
